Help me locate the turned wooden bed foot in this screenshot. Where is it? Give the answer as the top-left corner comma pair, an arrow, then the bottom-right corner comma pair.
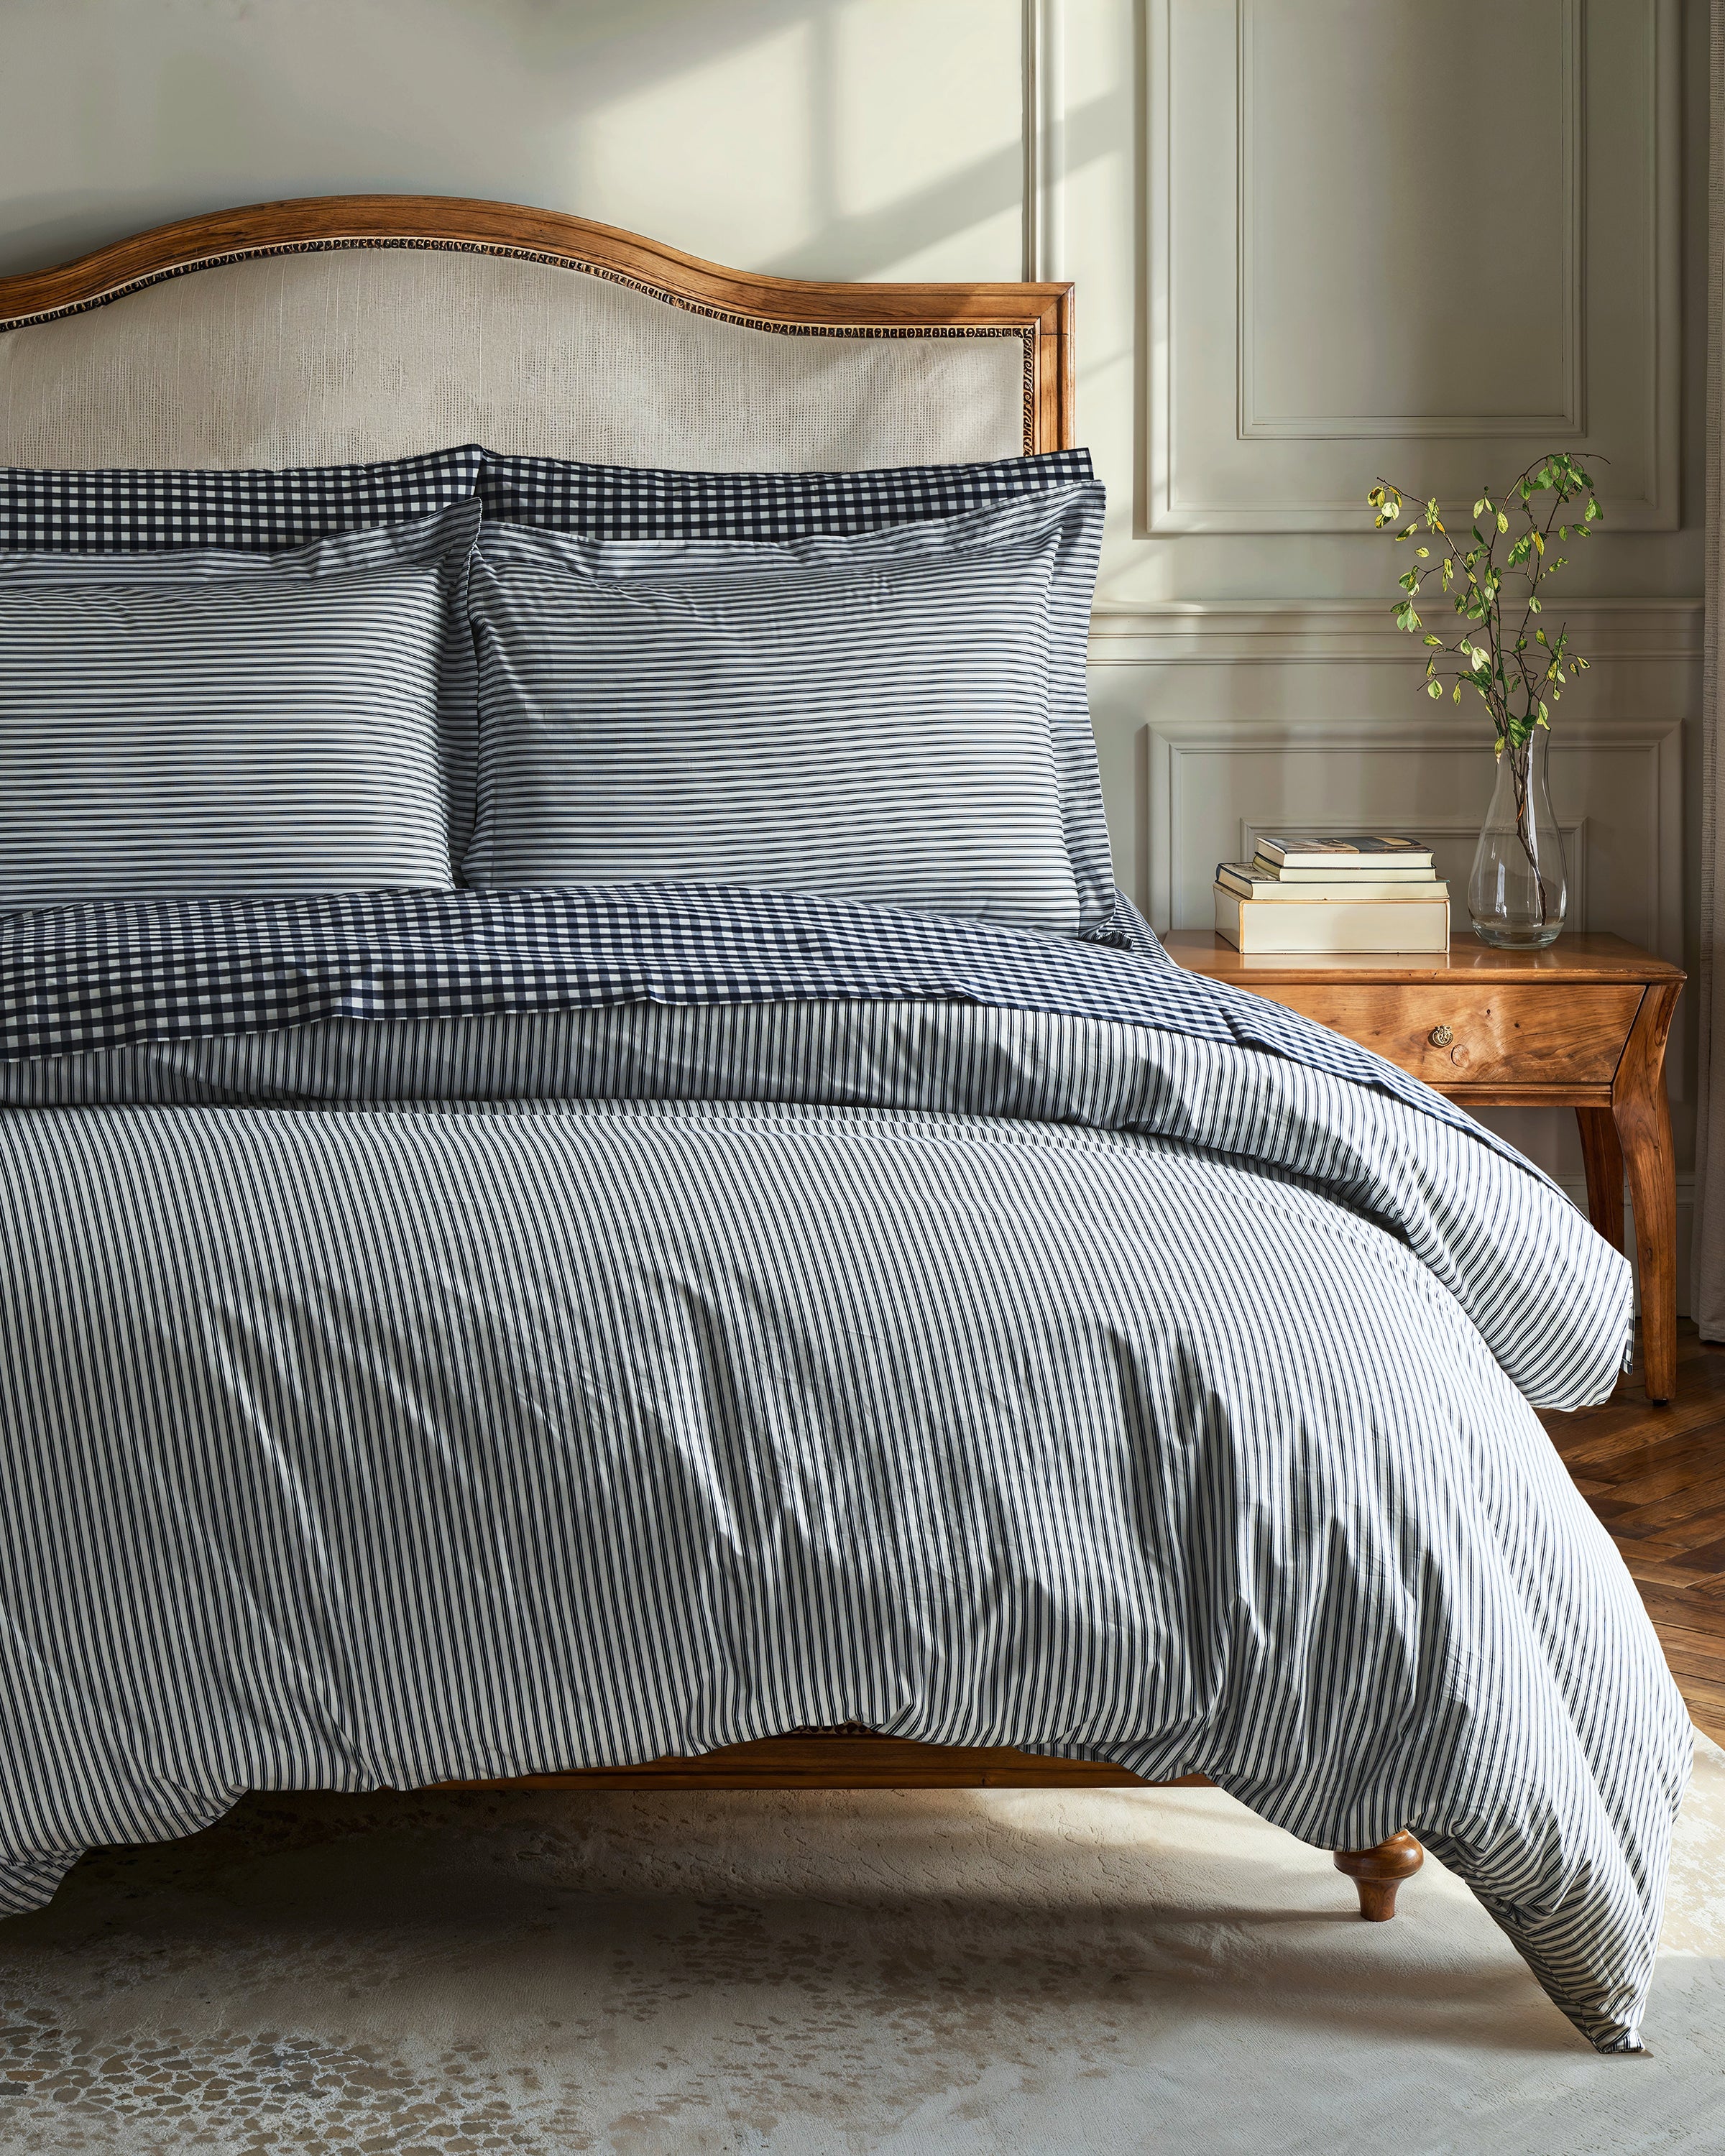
1333,1830 -> 1423,1920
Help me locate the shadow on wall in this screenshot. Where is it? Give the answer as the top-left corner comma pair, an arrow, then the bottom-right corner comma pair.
0,0 -> 1114,285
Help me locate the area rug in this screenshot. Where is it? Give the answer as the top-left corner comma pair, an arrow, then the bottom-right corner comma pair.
0,1736 -> 1719,2155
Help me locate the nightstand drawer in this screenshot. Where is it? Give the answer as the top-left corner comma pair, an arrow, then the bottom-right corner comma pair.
1252,982 -> 1644,1088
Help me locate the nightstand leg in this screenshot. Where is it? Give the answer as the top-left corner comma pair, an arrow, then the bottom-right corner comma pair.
1577,1108 -> 1625,1255
1611,985 -> 1682,1405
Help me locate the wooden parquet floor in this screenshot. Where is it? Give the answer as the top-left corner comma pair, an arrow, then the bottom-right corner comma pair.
1539,1322 -> 1725,1745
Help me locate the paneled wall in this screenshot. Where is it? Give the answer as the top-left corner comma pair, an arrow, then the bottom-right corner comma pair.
1062,0 -> 1705,1300
0,0 -> 1706,1295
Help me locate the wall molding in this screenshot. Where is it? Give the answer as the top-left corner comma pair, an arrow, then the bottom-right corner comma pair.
1146,0 -> 1681,533
1022,0 -> 1066,283
1236,0 -> 1585,442
1142,714 -> 1683,956
1089,595 -> 1703,665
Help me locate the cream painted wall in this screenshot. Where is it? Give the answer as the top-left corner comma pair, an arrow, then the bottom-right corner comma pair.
0,0 -> 1708,1300
0,0 -> 1024,285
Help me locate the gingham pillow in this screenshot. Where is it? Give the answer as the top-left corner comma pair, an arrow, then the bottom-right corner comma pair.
474,446 -> 1094,539
474,448 -> 1111,926
0,444 -> 485,553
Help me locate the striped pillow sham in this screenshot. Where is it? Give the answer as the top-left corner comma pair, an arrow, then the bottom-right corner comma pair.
476,448 -> 1112,929
0,507 -> 481,911
0,444 -> 485,553
465,487 -> 1102,931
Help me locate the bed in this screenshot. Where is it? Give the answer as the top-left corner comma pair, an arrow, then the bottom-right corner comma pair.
0,193 -> 1694,2055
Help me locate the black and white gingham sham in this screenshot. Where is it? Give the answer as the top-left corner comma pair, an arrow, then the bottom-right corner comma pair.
475,446 -> 1095,539
465,492 -> 1101,929
0,444 -> 485,553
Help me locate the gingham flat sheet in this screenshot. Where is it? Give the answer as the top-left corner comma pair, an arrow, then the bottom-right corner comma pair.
0,885 -> 1690,2050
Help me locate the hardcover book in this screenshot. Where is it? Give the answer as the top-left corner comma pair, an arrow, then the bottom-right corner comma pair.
1218,862 -> 1449,905
1254,834 -> 1435,872
1213,884 -> 1450,954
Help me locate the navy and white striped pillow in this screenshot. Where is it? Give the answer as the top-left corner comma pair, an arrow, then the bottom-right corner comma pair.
0,507 -> 481,912
466,487 -> 1102,931
477,448 -> 1112,927
0,444 -> 485,553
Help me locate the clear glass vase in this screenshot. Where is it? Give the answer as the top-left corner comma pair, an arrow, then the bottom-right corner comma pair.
1468,729 -> 1567,948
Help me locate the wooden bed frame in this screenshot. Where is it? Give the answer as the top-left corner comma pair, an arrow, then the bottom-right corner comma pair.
0,193 -> 1422,1922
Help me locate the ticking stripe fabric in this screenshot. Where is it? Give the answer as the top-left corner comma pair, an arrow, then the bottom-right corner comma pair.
466,489 -> 1102,928
0,882 -> 1688,2050
474,447 -> 1113,927
0,930 -> 1634,1414
0,571 -> 454,907
0,443 -> 484,553
0,503 -> 482,884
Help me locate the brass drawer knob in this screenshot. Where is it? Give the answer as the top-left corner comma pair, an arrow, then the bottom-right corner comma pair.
1429,1024 -> 1454,1048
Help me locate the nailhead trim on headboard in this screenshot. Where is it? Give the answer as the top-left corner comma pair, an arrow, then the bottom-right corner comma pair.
0,201 -> 1072,456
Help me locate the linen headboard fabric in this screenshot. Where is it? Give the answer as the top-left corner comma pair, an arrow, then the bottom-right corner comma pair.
0,195 -> 1074,471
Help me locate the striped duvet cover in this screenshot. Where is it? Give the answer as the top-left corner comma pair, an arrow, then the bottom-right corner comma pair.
0,885 -> 1692,2051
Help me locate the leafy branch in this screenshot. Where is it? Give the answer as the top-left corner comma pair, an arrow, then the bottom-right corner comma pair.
1366,452 -> 1601,759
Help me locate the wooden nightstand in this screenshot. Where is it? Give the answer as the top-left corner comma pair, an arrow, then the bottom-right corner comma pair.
1162,932 -> 1686,1403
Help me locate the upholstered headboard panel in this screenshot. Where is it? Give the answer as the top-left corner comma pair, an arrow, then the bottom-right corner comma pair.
0,196 -> 1074,472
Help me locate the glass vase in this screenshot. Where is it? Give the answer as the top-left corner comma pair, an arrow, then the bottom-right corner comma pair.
1468,729 -> 1566,948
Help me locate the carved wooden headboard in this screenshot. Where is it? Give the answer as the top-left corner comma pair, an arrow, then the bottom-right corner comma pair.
0,195 -> 1074,472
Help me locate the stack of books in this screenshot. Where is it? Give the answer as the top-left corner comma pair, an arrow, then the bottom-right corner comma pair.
1213,836 -> 1449,953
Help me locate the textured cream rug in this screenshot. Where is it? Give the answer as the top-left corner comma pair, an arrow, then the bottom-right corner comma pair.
0,1737 -> 1719,2155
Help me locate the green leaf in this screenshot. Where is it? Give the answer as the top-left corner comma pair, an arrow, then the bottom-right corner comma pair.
1423,635 -> 1443,646
1454,682 -> 1463,703
1528,596 -> 1542,613
1473,499 -> 1486,518
1427,679 -> 1443,698
1496,510 -> 1509,533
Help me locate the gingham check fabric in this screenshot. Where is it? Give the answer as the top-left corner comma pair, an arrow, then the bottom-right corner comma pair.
475,448 -> 1095,538
0,880 -> 1535,1158
0,445 -> 486,553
